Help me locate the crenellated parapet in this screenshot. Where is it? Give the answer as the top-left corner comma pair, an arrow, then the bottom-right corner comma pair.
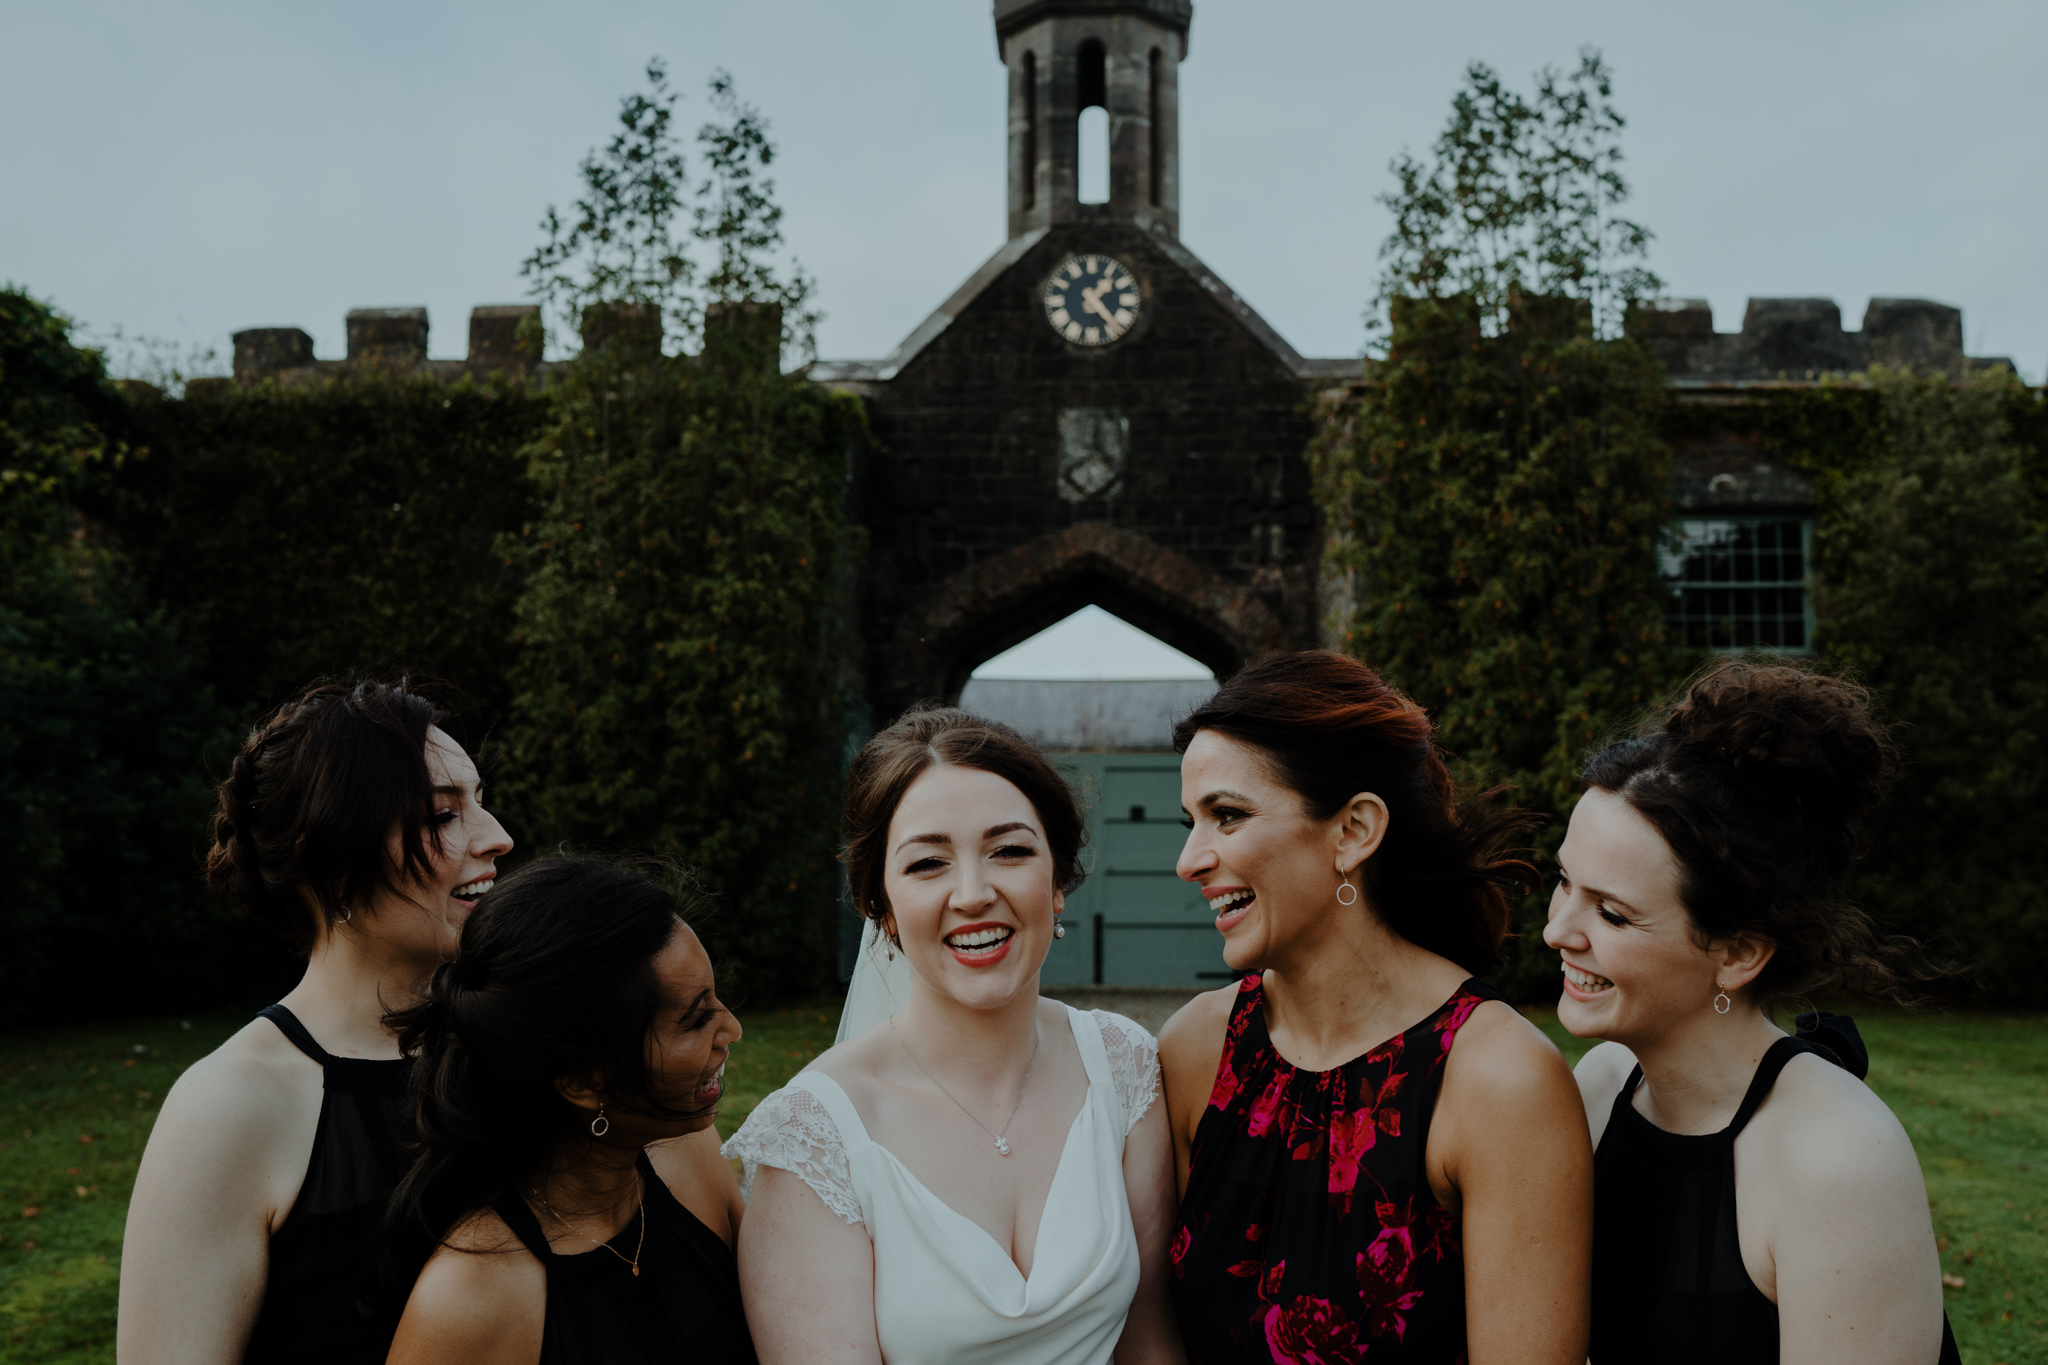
1626,296 -> 2014,385
230,304 -> 552,386
223,302 -> 779,388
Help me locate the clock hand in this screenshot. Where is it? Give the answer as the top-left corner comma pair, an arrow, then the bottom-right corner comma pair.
1083,283 -> 1120,327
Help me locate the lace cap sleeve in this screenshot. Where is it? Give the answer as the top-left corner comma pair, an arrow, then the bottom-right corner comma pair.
720,1083 -> 864,1226
1091,1010 -> 1161,1137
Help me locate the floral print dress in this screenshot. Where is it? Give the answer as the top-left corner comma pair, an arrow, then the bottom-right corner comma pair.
1169,975 -> 1499,1364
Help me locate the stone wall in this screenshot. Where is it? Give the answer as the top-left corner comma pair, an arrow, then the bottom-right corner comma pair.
213,283 -> 2026,720
829,220 -> 1329,719
230,304 -> 546,386
1628,296 -> 2013,383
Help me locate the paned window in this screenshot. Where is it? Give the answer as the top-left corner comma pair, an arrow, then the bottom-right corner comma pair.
1660,518 -> 1813,652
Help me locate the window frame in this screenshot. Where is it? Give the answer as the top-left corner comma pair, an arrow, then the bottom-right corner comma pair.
1659,515 -> 1816,655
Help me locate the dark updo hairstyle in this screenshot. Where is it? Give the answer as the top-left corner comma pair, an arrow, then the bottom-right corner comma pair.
205,679 -> 447,950
381,855 -> 712,1292
842,706 -> 1088,938
1581,658 -> 1908,1007
1173,651 -> 1541,976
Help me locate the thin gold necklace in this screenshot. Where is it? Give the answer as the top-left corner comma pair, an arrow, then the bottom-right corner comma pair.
532,1177 -> 647,1276
889,1014 -> 1040,1157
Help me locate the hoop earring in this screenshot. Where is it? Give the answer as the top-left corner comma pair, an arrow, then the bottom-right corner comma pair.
590,1106 -> 610,1138
1713,991 -> 1732,1015
1053,915 -> 1067,940
1336,880 -> 1358,906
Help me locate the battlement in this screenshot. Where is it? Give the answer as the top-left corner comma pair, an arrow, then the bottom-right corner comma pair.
1626,296 -> 2013,384
229,305 -> 557,385
223,294 -> 2016,392
224,303 -> 790,388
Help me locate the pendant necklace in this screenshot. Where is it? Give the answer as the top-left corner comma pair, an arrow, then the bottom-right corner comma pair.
533,1179 -> 647,1276
890,1013 -> 1039,1157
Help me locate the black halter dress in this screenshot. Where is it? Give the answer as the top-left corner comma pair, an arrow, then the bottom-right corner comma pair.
243,1003 -> 413,1365
492,1150 -> 757,1365
1590,1013 -> 1960,1365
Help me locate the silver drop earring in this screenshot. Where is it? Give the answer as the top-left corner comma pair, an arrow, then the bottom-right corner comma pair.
1053,916 -> 1066,940
1713,990 -> 1732,1015
590,1105 -> 610,1138
1336,880 -> 1358,906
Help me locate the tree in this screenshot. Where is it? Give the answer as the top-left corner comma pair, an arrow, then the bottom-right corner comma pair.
1372,47 -> 1660,343
522,61 -> 817,362
522,59 -> 698,356
694,72 -> 819,360
1815,369 -> 2048,1001
500,65 -> 856,998
1313,51 -> 1683,996
0,288 -> 250,1021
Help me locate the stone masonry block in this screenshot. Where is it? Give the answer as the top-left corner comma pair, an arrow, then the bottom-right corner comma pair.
468,305 -> 541,368
346,307 -> 428,364
233,327 -> 315,380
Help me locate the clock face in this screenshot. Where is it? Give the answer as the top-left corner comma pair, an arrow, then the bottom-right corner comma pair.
1042,254 -> 1141,346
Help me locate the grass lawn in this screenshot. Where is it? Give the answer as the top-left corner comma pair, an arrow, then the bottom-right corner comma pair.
2,1001 -> 2040,1364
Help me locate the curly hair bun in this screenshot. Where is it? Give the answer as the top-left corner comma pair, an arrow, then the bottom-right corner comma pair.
1585,658 -> 1914,1007
1663,661 -> 1891,830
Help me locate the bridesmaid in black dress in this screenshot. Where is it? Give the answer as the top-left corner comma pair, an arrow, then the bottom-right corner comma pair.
1547,661 -> 1957,1364
1159,652 -> 1594,1364
120,680 -> 511,1364
382,855 -> 754,1365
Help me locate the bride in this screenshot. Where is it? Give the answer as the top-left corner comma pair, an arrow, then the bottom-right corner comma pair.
724,706 -> 1183,1364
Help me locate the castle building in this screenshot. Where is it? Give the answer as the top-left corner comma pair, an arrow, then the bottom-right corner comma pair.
804,0 -> 2016,700
220,0 -> 2018,988
814,0 -> 1361,735
224,0 -> 2015,688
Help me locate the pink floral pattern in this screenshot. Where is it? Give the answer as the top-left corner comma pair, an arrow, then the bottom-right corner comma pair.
1169,976 -> 1497,1363
1263,1295 -> 1362,1364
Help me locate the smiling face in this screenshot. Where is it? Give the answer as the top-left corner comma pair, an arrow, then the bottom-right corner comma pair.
1175,729 -> 1361,974
881,763 -> 1062,1012
563,918 -> 742,1145
365,726 -> 512,963
1543,788 -> 1739,1044
638,921 -> 741,1136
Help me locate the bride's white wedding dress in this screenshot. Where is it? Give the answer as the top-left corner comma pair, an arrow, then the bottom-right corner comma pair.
722,1003 -> 1161,1364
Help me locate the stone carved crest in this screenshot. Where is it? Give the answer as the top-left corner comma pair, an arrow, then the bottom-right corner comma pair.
1057,408 -> 1129,502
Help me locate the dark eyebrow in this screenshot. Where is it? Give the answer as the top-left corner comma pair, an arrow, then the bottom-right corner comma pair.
680,987 -> 712,1015
1197,789 -> 1255,809
985,822 -> 1039,840
897,831 -> 951,852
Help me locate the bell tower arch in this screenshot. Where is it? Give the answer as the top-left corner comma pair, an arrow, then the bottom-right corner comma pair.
814,0 -> 1363,763
999,0 -> 1190,240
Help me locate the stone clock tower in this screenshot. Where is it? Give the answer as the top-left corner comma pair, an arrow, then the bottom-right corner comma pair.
816,0 -> 1360,723
999,0 -> 1187,240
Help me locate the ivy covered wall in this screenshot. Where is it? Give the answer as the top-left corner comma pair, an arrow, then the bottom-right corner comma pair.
0,288 -> 858,1019
1313,349 -> 2048,1003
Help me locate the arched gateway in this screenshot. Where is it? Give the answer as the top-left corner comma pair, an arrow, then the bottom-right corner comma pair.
814,0 -> 1362,723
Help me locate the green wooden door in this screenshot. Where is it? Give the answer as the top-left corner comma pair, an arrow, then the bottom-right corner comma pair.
1039,751 -> 1234,987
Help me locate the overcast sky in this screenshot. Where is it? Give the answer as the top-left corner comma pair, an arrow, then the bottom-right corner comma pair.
974,606 -> 1215,680
5,0 -> 2044,383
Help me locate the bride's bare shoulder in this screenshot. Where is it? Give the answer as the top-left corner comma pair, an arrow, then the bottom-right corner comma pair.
805,1026 -> 894,1101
